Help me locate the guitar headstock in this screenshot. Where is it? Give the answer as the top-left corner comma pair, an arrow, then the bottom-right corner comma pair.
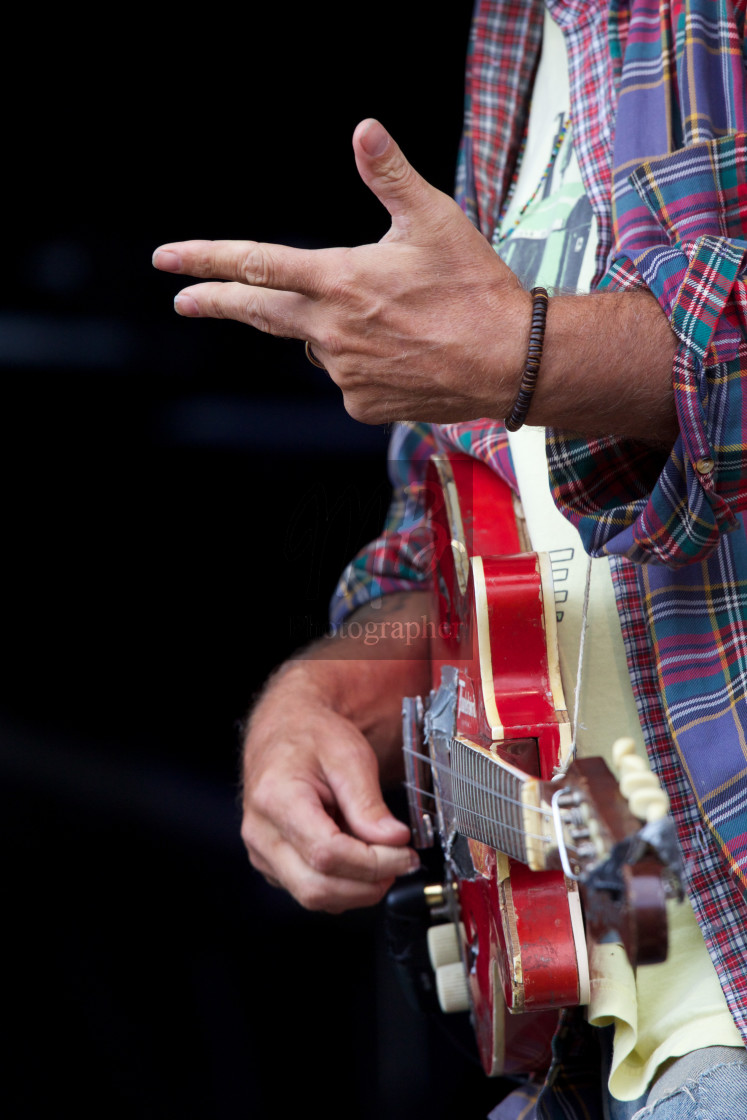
533,740 -> 684,967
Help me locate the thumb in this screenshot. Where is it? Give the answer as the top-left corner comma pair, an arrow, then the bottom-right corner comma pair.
352,118 -> 440,235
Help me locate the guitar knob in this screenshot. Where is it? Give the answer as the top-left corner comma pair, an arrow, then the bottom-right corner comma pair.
427,922 -> 464,970
435,962 -> 470,1014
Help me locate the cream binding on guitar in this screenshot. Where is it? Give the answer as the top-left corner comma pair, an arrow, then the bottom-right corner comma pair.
399,452 -> 683,1077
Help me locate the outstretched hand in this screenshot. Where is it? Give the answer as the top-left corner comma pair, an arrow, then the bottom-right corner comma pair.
152,118 -> 529,425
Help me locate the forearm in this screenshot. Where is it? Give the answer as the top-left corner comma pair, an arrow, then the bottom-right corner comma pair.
239,591 -> 430,908
483,286 -> 679,444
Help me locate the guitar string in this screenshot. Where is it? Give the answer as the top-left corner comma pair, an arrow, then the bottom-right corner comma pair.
401,562 -> 596,848
403,744 -> 553,819
402,780 -> 554,851
403,744 -> 555,843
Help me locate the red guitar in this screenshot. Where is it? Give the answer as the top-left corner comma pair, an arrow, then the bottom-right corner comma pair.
399,452 -> 682,1077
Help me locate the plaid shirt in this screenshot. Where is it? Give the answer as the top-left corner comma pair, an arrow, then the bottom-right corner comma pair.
330,0 -> 747,1054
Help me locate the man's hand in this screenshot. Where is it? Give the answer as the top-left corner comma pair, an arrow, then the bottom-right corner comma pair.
152,118 -> 530,426
242,667 -> 416,913
241,594 -> 431,913
153,118 -> 678,439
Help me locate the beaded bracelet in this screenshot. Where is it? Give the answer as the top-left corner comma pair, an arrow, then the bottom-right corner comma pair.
504,286 -> 549,432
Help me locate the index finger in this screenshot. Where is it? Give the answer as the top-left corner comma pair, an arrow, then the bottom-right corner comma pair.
283,792 -> 418,884
152,238 -> 323,297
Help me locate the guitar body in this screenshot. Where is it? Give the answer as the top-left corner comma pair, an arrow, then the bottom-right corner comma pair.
399,452 -> 673,1076
412,453 -> 586,1076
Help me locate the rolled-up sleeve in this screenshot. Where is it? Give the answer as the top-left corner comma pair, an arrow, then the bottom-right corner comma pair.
548,133 -> 747,568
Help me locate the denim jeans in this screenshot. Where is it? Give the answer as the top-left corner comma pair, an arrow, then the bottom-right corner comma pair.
624,1048 -> 747,1120
488,1028 -> 747,1120
605,1038 -> 747,1119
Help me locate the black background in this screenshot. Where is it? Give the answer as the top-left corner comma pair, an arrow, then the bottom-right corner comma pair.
2,6 -> 512,1117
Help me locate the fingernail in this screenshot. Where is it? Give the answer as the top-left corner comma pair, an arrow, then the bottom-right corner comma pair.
153,249 -> 182,272
174,293 -> 199,316
360,119 -> 389,158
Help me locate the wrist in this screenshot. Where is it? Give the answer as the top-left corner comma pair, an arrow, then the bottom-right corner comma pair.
505,287 -> 549,431
528,289 -> 678,441
482,283 -> 534,418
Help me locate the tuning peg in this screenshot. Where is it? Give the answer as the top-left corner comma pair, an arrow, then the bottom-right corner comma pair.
618,757 -> 651,796
629,785 -> 669,822
610,737 -> 669,823
611,737 -> 637,767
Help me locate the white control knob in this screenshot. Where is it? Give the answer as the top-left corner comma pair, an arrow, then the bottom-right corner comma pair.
435,962 -> 470,1014
427,922 -> 464,970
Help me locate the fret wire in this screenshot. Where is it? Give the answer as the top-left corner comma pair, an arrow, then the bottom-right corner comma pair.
404,781 -> 552,846
403,744 -> 552,819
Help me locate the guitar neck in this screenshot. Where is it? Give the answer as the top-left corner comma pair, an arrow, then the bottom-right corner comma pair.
441,736 -> 648,880
446,736 -> 537,866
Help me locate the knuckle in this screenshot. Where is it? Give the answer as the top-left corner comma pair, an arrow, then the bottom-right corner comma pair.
209,294 -> 232,320
240,243 -> 273,287
306,838 -> 338,877
318,329 -> 345,359
239,819 -> 254,852
195,282 -> 233,321
296,880 -> 331,912
239,811 -> 262,853
342,395 -> 366,422
246,774 -> 276,818
243,297 -> 274,336
321,249 -> 358,306
383,154 -> 415,192
239,819 -> 266,872
192,240 -> 217,273
343,393 -> 381,426
326,273 -> 354,307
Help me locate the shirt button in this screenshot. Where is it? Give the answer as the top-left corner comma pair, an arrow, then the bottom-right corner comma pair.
695,457 -> 715,476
